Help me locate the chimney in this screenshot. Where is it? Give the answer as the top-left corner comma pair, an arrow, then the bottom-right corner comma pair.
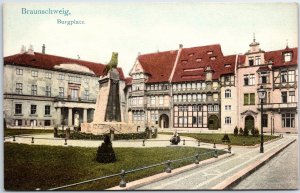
20,45 -> 26,54
42,44 -> 45,54
27,44 -> 34,55
179,44 -> 183,49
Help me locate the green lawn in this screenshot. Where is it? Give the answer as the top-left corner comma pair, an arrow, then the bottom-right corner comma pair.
4,143 -> 224,191
160,133 -> 279,146
4,129 -> 53,137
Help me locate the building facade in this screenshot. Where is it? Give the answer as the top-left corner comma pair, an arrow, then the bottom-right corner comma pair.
126,41 -> 298,133
3,46 -> 125,129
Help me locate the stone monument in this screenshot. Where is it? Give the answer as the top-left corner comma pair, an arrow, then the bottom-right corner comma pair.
81,52 -> 136,135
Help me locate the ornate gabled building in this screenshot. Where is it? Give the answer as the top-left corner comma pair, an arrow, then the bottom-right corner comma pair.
236,38 -> 298,133
126,44 -> 237,131
3,46 -> 126,129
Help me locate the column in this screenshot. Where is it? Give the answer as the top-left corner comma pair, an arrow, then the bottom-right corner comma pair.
83,108 -> 88,123
56,107 -> 62,125
68,108 -> 73,126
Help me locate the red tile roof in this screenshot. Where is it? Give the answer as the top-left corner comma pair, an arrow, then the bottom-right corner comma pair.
264,47 -> 298,67
125,77 -> 132,85
4,52 -> 125,80
137,50 -> 178,83
137,44 -> 237,83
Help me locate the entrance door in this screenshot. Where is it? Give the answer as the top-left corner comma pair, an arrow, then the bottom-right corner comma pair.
208,115 -> 219,130
159,114 -> 169,129
245,115 -> 254,130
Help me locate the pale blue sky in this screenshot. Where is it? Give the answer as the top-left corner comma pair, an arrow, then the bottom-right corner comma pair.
3,2 -> 298,75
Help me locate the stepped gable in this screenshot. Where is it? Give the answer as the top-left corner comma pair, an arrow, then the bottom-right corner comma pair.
4,52 -> 125,80
264,47 -> 298,67
137,50 -> 178,83
171,44 -> 228,82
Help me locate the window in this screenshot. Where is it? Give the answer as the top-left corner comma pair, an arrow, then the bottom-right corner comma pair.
255,56 -> 261,65
262,114 -> 268,127
31,70 -> 38,77
208,105 -> 213,111
225,105 -> 231,110
187,94 -> 191,102
172,84 -> 177,91
45,86 -> 51,97
225,89 -> 231,98
192,116 -> 197,124
16,68 -> 23,75
260,72 -> 268,84
69,75 -> 81,83
59,74 -> 65,80
244,93 -> 255,105
159,96 -> 163,105
281,71 -> 288,83
249,57 -> 254,66
284,52 -> 292,62
173,95 -> 178,102
84,90 -> 89,100
59,87 -> 64,98
178,95 -> 182,102
182,84 -> 186,90
225,117 -> 231,124
16,83 -> 22,94
15,104 -> 22,114
70,89 -> 78,99
214,105 -> 219,112
182,95 -> 187,102
225,76 -> 230,82
45,105 -> 51,115
282,113 -> 295,128
289,91 -> 295,102
31,85 -> 37,95
45,72 -> 52,79
44,120 -> 51,126
281,91 -> 287,103
150,96 -> 155,106
288,70 -> 295,82
31,105 -> 37,115
244,74 -> 255,86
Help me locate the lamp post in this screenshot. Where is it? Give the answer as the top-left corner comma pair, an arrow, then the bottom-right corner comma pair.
257,85 -> 266,153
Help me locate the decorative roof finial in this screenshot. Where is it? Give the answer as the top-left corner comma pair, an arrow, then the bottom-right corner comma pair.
253,33 -> 256,42
286,39 -> 289,48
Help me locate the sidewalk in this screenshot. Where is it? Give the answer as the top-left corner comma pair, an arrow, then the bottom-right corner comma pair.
4,133 -> 226,149
126,134 -> 296,190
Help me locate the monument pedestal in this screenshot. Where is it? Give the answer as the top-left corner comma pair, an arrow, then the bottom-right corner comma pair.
81,68 -> 138,135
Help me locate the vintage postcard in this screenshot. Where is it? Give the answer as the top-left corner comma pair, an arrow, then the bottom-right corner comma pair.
3,1 -> 299,191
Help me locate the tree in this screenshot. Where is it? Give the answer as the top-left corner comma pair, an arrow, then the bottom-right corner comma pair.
234,126 -> 238,136
239,127 -> 244,135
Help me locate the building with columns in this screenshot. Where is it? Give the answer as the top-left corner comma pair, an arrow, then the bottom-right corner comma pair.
3,46 -> 125,129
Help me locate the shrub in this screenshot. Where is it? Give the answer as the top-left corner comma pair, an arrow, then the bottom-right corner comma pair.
3,118 -> 7,130
96,135 -> 116,163
239,128 -> 244,135
222,134 -> 231,143
233,126 -> 238,136
243,127 -> 249,136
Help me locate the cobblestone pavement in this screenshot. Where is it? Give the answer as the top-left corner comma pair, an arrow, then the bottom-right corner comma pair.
233,138 -> 299,190
137,135 -> 297,190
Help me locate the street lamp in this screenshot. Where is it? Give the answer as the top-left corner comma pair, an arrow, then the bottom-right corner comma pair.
257,85 -> 266,153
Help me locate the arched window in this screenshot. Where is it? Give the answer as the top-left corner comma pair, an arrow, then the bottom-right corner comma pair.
225,89 -> 231,98
225,117 -> 231,124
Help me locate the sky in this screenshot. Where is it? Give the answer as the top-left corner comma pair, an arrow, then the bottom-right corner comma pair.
3,2 -> 298,76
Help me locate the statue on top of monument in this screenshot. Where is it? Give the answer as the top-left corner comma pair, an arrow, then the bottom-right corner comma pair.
103,52 -> 118,75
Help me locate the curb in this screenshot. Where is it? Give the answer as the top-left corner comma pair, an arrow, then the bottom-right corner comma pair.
107,152 -> 235,190
211,138 -> 296,190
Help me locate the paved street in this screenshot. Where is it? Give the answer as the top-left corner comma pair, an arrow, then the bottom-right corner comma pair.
233,138 -> 299,190
137,135 -> 297,190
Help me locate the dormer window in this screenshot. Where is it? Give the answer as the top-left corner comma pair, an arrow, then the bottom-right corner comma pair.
210,56 -> 216,60
189,53 -> 194,57
207,51 -> 213,55
224,64 -> 231,68
249,57 -> 254,66
196,58 -> 202,62
284,52 -> 292,62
